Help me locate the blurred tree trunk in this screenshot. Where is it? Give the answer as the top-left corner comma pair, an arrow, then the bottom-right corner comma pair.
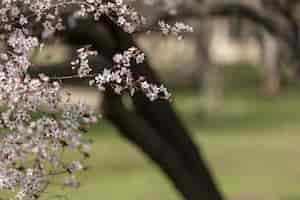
196,19 -> 223,111
261,30 -> 281,96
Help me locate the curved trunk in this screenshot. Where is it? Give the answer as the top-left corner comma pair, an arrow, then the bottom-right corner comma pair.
36,16 -> 224,200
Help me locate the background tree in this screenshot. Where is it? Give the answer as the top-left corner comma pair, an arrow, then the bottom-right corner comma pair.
0,1 -> 224,200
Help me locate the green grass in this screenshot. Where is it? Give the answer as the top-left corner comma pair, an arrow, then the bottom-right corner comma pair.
40,87 -> 300,200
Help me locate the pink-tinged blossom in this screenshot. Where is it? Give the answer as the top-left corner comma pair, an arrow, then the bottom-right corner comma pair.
158,20 -> 193,39
0,0 -> 186,199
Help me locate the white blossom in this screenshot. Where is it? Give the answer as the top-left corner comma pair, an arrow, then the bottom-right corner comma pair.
0,0 -> 186,199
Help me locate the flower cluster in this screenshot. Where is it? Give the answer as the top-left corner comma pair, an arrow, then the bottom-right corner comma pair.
89,47 -> 170,100
158,21 -> 194,40
71,47 -> 98,78
75,0 -> 147,33
113,47 -> 145,66
0,0 -> 187,199
0,45 -> 97,199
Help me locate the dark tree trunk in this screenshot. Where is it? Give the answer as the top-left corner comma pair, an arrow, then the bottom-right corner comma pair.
102,91 -> 221,200
35,16 -> 224,200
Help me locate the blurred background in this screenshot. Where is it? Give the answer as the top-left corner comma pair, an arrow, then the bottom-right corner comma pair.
32,1 -> 300,200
